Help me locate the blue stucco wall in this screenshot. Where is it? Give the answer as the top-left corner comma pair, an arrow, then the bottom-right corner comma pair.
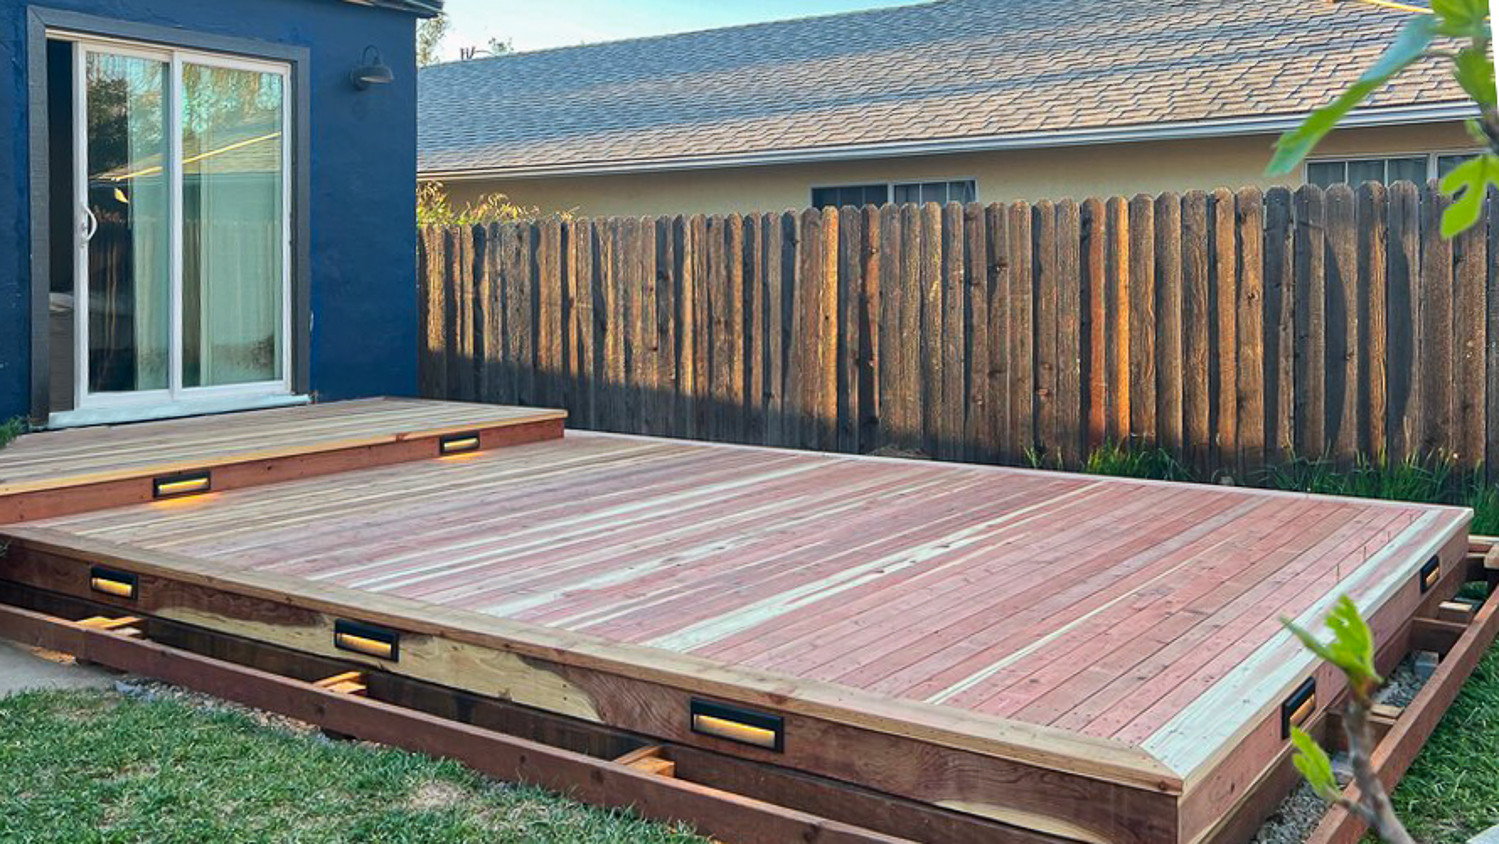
0,0 -> 420,421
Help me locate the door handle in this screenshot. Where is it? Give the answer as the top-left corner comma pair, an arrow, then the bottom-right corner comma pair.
80,205 -> 98,244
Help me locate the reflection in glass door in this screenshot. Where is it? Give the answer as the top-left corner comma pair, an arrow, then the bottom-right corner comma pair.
182,62 -> 285,388
79,46 -> 172,398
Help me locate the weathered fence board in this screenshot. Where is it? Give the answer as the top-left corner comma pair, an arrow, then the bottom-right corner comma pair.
419,183 -> 1499,480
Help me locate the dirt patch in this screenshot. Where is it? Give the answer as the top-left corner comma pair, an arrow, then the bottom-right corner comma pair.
406,779 -> 472,811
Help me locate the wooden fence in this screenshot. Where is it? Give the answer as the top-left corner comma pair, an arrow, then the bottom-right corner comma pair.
418,182 -> 1498,480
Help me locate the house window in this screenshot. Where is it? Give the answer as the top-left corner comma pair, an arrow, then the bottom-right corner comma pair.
811,184 -> 889,209
1306,153 -> 1483,188
892,180 -> 976,205
1438,153 -> 1472,179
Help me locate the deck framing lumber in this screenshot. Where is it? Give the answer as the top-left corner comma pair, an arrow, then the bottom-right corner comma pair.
0,528 -> 1181,844
1301,559 -> 1499,844
0,597 -> 912,844
0,402 -> 1482,844
0,581 -> 1083,844
1191,538 -> 1495,844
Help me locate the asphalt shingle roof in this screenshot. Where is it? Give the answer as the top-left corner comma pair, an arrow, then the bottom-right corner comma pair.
416,0 -> 1464,176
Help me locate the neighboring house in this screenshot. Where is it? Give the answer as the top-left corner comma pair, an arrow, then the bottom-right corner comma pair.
418,0 -> 1475,219
0,0 -> 440,427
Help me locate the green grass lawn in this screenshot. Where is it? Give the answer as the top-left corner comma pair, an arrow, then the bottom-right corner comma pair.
0,653 -> 1496,843
0,685 -> 707,844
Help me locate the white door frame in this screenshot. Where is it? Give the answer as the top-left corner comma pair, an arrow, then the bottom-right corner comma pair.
56,34 -> 299,427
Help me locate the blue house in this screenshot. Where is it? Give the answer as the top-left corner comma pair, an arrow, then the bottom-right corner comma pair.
0,0 -> 440,427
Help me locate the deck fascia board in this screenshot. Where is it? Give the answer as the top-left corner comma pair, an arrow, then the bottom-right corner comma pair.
0,525 -> 1182,794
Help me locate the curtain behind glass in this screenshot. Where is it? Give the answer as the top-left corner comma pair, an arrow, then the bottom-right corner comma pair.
181,63 -> 284,388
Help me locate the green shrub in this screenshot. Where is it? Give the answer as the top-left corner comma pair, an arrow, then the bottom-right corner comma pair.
0,417 -> 25,450
1066,442 -> 1499,532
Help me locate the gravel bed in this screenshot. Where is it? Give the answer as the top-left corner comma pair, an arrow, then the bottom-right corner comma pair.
1250,644 -> 1441,843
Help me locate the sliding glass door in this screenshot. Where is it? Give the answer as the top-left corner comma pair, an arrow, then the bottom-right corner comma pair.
73,39 -> 290,418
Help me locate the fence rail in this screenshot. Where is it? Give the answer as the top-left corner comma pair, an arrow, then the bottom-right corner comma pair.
418,182 -> 1497,480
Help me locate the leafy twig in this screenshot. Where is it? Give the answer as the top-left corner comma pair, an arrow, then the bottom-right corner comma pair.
1283,598 -> 1414,844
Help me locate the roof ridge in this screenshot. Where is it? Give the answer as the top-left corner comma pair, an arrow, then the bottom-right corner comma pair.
422,0 -> 944,69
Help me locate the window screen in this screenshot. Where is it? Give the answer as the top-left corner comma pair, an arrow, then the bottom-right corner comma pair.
1438,154 -> 1470,179
811,184 -> 889,209
893,180 -> 977,206
1307,161 -> 1346,188
1307,156 -> 1430,188
1385,157 -> 1426,185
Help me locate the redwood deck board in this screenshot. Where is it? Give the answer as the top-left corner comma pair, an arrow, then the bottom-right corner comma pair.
0,398 -> 564,495
16,429 -> 1468,777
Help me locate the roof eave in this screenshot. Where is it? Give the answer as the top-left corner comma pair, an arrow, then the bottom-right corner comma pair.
343,0 -> 443,18
420,101 -> 1477,181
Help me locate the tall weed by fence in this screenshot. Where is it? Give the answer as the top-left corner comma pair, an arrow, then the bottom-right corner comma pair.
418,182 -> 1497,480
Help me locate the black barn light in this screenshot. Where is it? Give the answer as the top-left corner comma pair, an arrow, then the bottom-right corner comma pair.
350,46 -> 394,89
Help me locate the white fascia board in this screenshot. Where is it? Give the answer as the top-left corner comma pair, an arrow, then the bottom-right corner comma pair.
419,102 -> 1478,182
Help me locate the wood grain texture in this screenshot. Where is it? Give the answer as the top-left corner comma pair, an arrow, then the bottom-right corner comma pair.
418,189 -> 1499,482
0,602 -> 919,844
1181,192 -> 1211,473
9,427 -> 1465,785
1323,186 -> 1358,464
0,398 -> 565,503
1128,195 -> 1156,443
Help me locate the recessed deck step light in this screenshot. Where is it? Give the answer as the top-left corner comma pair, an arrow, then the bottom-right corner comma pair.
1419,556 -> 1441,594
153,471 -> 212,499
333,619 -> 400,661
88,567 -> 138,600
1281,677 -> 1317,739
690,699 -> 784,752
439,432 -> 482,455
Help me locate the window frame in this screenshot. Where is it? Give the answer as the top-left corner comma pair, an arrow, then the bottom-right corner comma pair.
26,7 -> 311,425
1302,150 -> 1487,188
809,177 -> 980,210
891,179 -> 979,207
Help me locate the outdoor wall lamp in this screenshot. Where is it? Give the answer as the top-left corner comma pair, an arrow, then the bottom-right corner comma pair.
350,46 -> 394,89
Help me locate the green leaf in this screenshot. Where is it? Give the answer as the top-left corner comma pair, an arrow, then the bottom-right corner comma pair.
1454,46 -> 1497,108
1281,597 -> 1382,688
1440,154 -> 1499,237
1432,0 -> 1489,35
1290,726 -> 1342,802
1267,16 -> 1437,175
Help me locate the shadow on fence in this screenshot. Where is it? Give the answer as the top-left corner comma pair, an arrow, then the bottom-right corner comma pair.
418,182 -> 1499,482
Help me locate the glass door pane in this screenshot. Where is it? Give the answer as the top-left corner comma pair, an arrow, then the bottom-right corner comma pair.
83,49 -> 171,395
181,62 -> 285,388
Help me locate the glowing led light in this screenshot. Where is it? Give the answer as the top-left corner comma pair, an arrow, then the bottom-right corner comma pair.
89,567 -> 138,600
439,432 -> 482,455
153,472 -> 212,499
689,700 -> 783,752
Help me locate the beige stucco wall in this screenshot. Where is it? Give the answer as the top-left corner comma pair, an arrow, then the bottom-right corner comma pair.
432,121 -> 1476,219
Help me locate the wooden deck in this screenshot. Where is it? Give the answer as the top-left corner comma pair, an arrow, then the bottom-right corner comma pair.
0,404 -> 1477,844
0,398 -> 564,522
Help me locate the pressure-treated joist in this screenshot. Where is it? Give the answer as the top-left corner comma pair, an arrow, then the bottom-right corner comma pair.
0,581 -> 1079,844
